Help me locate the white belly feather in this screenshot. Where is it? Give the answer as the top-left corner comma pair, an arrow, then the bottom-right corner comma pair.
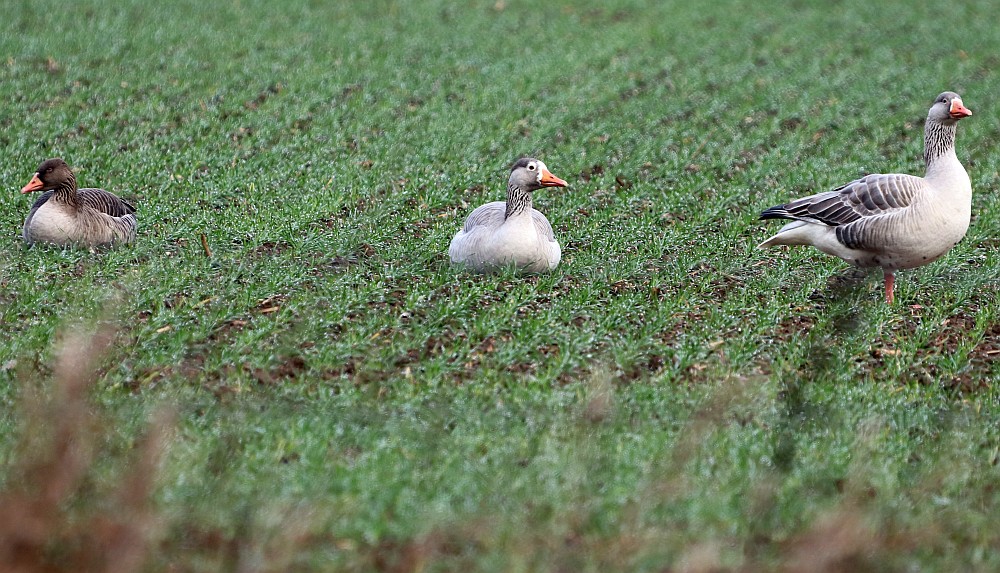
27,201 -> 80,244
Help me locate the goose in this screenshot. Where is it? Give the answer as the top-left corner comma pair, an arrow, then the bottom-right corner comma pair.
758,91 -> 973,304
20,158 -> 137,247
449,157 -> 567,273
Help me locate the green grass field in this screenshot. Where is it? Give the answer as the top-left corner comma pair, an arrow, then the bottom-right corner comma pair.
2,0 -> 1000,570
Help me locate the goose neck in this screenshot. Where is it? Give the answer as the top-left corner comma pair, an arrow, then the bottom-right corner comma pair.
504,183 -> 532,219
923,119 -> 957,168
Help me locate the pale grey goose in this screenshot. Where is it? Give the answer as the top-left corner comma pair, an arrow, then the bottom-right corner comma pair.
759,92 -> 973,304
449,158 -> 568,273
21,158 -> 137,247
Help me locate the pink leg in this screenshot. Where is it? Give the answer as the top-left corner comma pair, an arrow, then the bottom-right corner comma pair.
884,271 -> 895,304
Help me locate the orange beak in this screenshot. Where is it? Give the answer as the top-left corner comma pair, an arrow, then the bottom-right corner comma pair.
539,168 -> 568,188
950,98 -> 972,119
21,173 -> 44,194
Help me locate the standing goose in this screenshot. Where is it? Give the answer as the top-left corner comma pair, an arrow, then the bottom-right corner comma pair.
20,158 -> 137,247
758,91 -> 973,304
449,157 -> 568,273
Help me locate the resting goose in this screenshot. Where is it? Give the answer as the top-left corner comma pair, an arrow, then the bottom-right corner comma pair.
449,157 -> 568,273
20,158 -> 137,246
759,91 -> 973,304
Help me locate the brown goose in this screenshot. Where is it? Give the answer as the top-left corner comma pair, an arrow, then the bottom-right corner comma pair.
21,158 -> 137,246
449,158 -> 567,273
758,92 -> 973,304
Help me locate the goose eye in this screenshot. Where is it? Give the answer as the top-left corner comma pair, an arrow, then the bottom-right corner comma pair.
527,164 -> 536,171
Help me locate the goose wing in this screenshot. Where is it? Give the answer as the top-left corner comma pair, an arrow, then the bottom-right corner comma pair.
761,173 -> 926,249
77,187 -> 137,217
531,208 -> 556,242
78,188 -> 138,243
460,201 -> 505,233
762,173 -> 924,226
450,202 -> 505,262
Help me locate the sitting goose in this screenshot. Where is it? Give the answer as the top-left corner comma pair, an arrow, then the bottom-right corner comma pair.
449,157 -> 568,273
20,158 -> 137,246
758,91 -> 973,304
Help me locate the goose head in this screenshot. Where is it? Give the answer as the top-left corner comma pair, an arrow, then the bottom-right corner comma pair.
929,91 -> 972,124
22,158 -> 75,194
509,157 -> 568,192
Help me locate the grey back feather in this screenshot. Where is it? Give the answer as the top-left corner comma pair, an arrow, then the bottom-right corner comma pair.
767,173 -> 923,227
76,187 -> 137,217
461,201 -> 507,234
531,209 -> 556,241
